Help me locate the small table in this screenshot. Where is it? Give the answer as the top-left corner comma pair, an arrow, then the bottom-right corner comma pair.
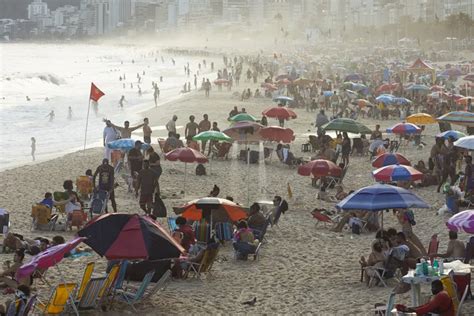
401,270 -> 445,306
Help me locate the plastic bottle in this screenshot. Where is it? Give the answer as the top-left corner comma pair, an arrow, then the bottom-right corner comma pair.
433,259 -> 439,276
439,259 -> 444,275
421,258 -> 428,275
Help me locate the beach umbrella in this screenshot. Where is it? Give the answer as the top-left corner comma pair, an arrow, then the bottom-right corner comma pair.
375,94 -> 394,104
214,79 -> 229,85
344,74 -> 363,81
430,85 -> 444,91
273,96 -> 294,103
437,111 -> 474,127
229,113 -> 258,122
463,74 -> 474,82
453,136 -> 474,150
376,83 -> 398,93
406,84 -> 430,92
223,121 -> 264,142
322,118 -> 372,134
345,89 -> 358,99
174,197 -> 248,225
107,138 -> 150,151
260,126 -> 295,143
372,164 -> 423,182
441,68 -> 462,77
336,184 -> 429,229
355,99 -> 373,108
16,237 -> 85,280
446,210 -> 474,234
436,130 -> 466,140
78,214 -> 184,260
352,83 -> 368,92
192,131 -> 232,143
386,122 -> 421,134
297,159 -> 342,178
393,97 -> 412,105
456,97 -> 472,106
371,153 -> 411,168
293,77 -> 313,85
406,113 -> 436,125
323,91 -> 334,97
165,147 -> 208,194
262,106 -> 297,120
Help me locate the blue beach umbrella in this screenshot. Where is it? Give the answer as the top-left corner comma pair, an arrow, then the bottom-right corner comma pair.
436,130 -> 466,140
323,91 -> 334,97
406,84 -> 430,92
107,138 -> 150,151
273,96 -> 294,103
393,97 -> 412,105
375,95 -> 394,104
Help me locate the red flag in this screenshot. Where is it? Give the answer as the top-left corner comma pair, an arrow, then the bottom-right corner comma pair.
89,83 -> 105,102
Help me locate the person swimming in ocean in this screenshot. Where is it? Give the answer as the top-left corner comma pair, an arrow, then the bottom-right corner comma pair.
119,95 -> 126,108
67,106 -> 72,120
46,110 -> 55,122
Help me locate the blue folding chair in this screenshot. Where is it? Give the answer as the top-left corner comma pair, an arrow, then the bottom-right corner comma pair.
115,270 -> 155,311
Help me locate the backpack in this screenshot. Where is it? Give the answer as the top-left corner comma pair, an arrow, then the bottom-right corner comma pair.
404,210 -> 416,226
196,164 -> 206,176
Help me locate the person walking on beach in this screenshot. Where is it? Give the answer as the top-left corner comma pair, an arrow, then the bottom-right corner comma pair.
103,120 -> 119,160
153,84 -> 160,106
136,160 -> 157,215
67,107 -> 73,120
198,114 -> 211,153
204,79 -> 211,97
143,118 -> 152,144
166,115 -> 178,136
119,95 -> 126,108
108,120 -> 143,139
31,137 -> 36,161
93,158 -> 117,213
46,110 -> 55,122
185,115 -> 199,143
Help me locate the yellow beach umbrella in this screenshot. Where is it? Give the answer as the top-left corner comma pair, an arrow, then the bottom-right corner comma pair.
406,113 -> 437,125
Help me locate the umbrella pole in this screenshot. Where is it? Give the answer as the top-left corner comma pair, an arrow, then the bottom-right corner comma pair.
381,210 -> 384,235
247,148 -> 250,205
184,163 -> 187,196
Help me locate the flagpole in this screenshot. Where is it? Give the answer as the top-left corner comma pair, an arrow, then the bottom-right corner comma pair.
84,99 -> 91,152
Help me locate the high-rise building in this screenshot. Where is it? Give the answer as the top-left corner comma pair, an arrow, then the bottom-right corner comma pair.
28,0 -> 49,20
223,0 -> 248,22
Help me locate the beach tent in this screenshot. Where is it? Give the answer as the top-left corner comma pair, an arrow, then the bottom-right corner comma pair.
402,58 -> 436,83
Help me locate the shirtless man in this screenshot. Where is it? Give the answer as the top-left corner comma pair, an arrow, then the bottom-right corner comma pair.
109,120 -> 143,139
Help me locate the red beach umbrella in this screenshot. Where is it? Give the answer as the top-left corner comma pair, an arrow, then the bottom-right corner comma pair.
214,79 -> 229,85
297,159 -> 342,178
372,164 -> 423,182
260,126 -> 295,143
376,83 -> 398,94
165,147 -> 208,194
262,107 -> 297,120
372,153 -> 411,168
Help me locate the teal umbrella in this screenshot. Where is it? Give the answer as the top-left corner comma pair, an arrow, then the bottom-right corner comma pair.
192,131 -> 233,142
229,113 -> 257,122
322,118 -> 372,134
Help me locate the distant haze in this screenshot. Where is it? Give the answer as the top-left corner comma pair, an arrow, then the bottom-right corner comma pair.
0,0 -> 80,19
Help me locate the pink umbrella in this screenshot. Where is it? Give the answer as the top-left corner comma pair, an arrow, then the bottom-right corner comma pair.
223,121 -> 264,142
214,79 -> 229,85
260,126 -> 295,143
165,147 -> 208,194
298,159 -> 342,177
16,237 -> 85,280
446,210 -> 474,234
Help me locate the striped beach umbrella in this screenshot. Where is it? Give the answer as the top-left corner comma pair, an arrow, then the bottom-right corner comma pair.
372,164 -> 423,182
437,111 -> 474,127
446,210 -> 474,234
371,153 -> 411,168
406,113 -> 436,125
386,123 -> 421,134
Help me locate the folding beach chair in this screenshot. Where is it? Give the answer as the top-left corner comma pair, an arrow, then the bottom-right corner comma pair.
114,270 -> 155,311
31,204 -> 57,231
215,222 -> 233,242
6,295 -> 36,316
142,270 -> 171,301
327,166 -> 349,188
310,209 -> 338,228
22,295 -> 37,316
53,192 -> 69,219
112,260 -> 129,292
456,286 -> 470,316
427,234 -> 439,262
374,292 -> 396,316
36,283 -> 77,315
76,262 -> 95,302
212,142 -> 232,160
76,176 -> 93,201
90,190 -> 109,219
252,217 -> 271,242
364,266 -> 389,288
184,247 -> 219,279
167,217 -> 177,232
76,277 -> 105,310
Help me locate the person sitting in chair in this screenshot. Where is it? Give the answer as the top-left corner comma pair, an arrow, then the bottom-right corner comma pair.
430,231 -> 465,259
175,216 -> 196,252
233,220 -> 257,260
0,249 -> 30,289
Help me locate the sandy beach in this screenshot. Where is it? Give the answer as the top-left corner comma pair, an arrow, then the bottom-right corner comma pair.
1,50 -> 474,315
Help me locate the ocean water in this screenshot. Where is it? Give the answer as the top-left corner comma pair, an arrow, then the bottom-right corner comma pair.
0,43 -> 211,170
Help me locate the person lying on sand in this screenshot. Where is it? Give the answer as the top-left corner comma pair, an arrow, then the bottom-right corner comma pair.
0,249 -> 31,289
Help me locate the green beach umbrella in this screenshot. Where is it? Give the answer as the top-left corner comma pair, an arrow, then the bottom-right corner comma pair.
228,113 -> 257,122
192,131 -> 233,143
322,118 -> 372,134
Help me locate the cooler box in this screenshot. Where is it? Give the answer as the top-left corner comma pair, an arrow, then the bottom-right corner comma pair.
0,209 -> 10,234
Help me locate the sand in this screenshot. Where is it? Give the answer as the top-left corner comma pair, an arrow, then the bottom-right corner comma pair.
1,74 -> 473,315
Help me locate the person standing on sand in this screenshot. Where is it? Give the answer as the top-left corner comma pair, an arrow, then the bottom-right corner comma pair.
136,160 -> 157,215
153,84 -> 160,106
67,107 -> 73,120
103,120 -> 118,160
93,158 -> 117,213
185,115 -> 199,143
166,115 -> 178,136
143,118 -> 152,144
31,137 -> 36,161
198,114 -> 211,153
204,79 -> 211,97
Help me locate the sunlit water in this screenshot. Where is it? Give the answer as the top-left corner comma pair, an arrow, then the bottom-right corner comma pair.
0,42 -> 213,170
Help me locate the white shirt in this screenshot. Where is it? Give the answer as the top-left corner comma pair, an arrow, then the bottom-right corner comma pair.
103,126 -> 118,144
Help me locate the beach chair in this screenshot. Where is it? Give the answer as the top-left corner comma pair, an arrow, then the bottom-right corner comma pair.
36,283 -> 77,315
441,272 -> 460,313
90,190 -> 109,219
142,270 -> 171,301
252,217 -> 271,243
215,222 -> 233,242
157,138 -> 167,154
31,204 -> 56,231
374,292 -> 396,316
76,176 -> 93,201
76,277 -> 105,310
427,234 -> 439,262
456,285 -> 470,316
193,220 -> 210,243
6,295 -> 36,316
69,210 -> 87,231
311,209 -> 338,228
114,270 -> 155,311
184,248 -> 219,279
364,266 -> 389,288
167,217 -> 177,232
113,260 -> 129,292
326,166 -> 348,188
22,295 -> 37,316
76,262 -> 95,302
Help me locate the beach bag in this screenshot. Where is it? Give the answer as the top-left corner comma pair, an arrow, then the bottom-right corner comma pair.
351,222 -> 361,235
152,194 -> 167,218
196,164 -> 206,176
